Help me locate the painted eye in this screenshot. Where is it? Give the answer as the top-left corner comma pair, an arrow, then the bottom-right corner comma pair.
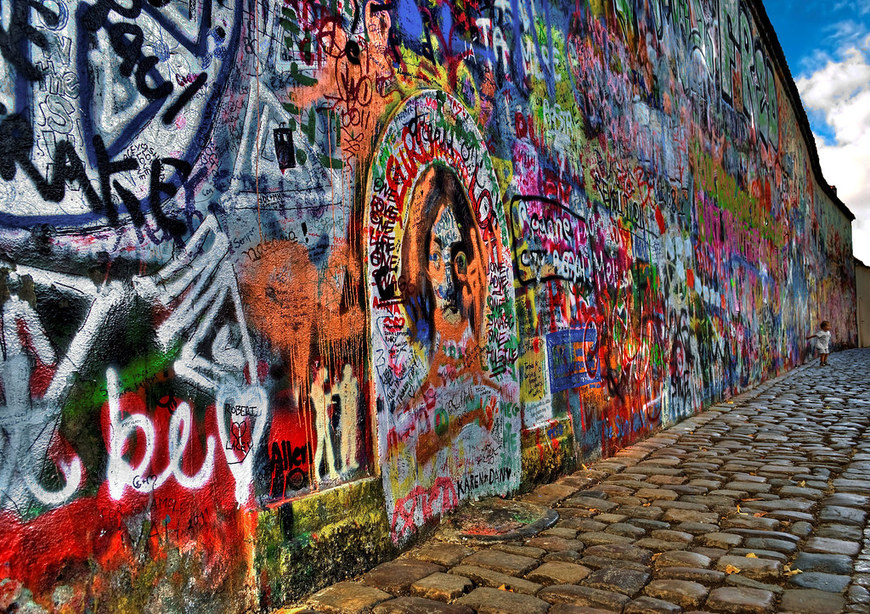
455,251 -> 467,274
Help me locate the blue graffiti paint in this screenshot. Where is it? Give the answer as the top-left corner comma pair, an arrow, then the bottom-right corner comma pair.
547,326 -> 600,392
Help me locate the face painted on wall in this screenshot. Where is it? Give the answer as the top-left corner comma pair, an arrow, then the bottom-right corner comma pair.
427,203 -> 467,325
400,165 -> 484,353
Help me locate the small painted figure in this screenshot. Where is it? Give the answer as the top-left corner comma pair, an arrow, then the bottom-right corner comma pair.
311,366 -> 339,482
336,364 -> 359,472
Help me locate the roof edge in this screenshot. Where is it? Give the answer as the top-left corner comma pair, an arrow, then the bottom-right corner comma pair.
747,0 -> 855,222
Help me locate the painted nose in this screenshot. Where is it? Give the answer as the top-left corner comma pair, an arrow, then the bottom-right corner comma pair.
439,246 -> 456,304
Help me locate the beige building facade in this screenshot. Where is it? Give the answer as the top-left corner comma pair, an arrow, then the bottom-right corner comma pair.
858,259 -> 870,347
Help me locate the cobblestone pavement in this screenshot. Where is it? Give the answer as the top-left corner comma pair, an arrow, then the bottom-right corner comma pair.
291,349 -> 870,614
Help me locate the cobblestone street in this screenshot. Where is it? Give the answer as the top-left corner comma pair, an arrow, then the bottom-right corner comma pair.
293,349 -> 870,613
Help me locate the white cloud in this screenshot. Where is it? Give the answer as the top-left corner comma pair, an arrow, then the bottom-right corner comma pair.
796,45 -> 870,263
798,48 -> 834,74
796,48 -> 870,113
824,19 -> 869,43
798,21 -> 870,73
832,1 -> 870,18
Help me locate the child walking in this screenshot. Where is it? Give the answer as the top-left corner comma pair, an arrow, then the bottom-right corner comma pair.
807,321 -> 832,366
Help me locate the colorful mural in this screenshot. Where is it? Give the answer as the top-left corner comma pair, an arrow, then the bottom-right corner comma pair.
0,0 -> 855,609
366,91 -> 521,542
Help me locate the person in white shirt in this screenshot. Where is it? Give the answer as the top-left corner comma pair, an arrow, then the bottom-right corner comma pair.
807,321 -> 832,366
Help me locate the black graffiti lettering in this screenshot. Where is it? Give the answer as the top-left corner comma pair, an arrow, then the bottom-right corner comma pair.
150,158 -> 191,236
294,445 -> 306,466
163,72 -> 208,124
81,0 -> 144,32
0,0 -> 60,81
372,266 -> 398,301
135,54 -> 173,100
455,467 -> 512,498
0,113 -> 33,181
1,113 -> 188,232
93,134 -> 142,227
108,22 -> 144,78
0,113 -> 101,207
269,441 -> 312,497
47,141 -> 102,204
84,0 -> 172,101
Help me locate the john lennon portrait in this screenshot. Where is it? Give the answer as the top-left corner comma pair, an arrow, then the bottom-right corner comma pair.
366,91 -> 521,543
401,164 -> 486,373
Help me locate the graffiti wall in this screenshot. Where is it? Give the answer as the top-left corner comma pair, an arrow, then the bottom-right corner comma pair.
0,0 -> 855,609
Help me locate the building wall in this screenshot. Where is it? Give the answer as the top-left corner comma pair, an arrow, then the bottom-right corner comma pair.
0,0 -> 855,610
857,260 -> 870,347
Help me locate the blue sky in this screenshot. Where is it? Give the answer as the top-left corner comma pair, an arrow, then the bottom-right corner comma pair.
763,0 -> 870,263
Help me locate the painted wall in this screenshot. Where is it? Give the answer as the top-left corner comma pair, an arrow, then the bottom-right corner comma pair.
0,0 -> 855,610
